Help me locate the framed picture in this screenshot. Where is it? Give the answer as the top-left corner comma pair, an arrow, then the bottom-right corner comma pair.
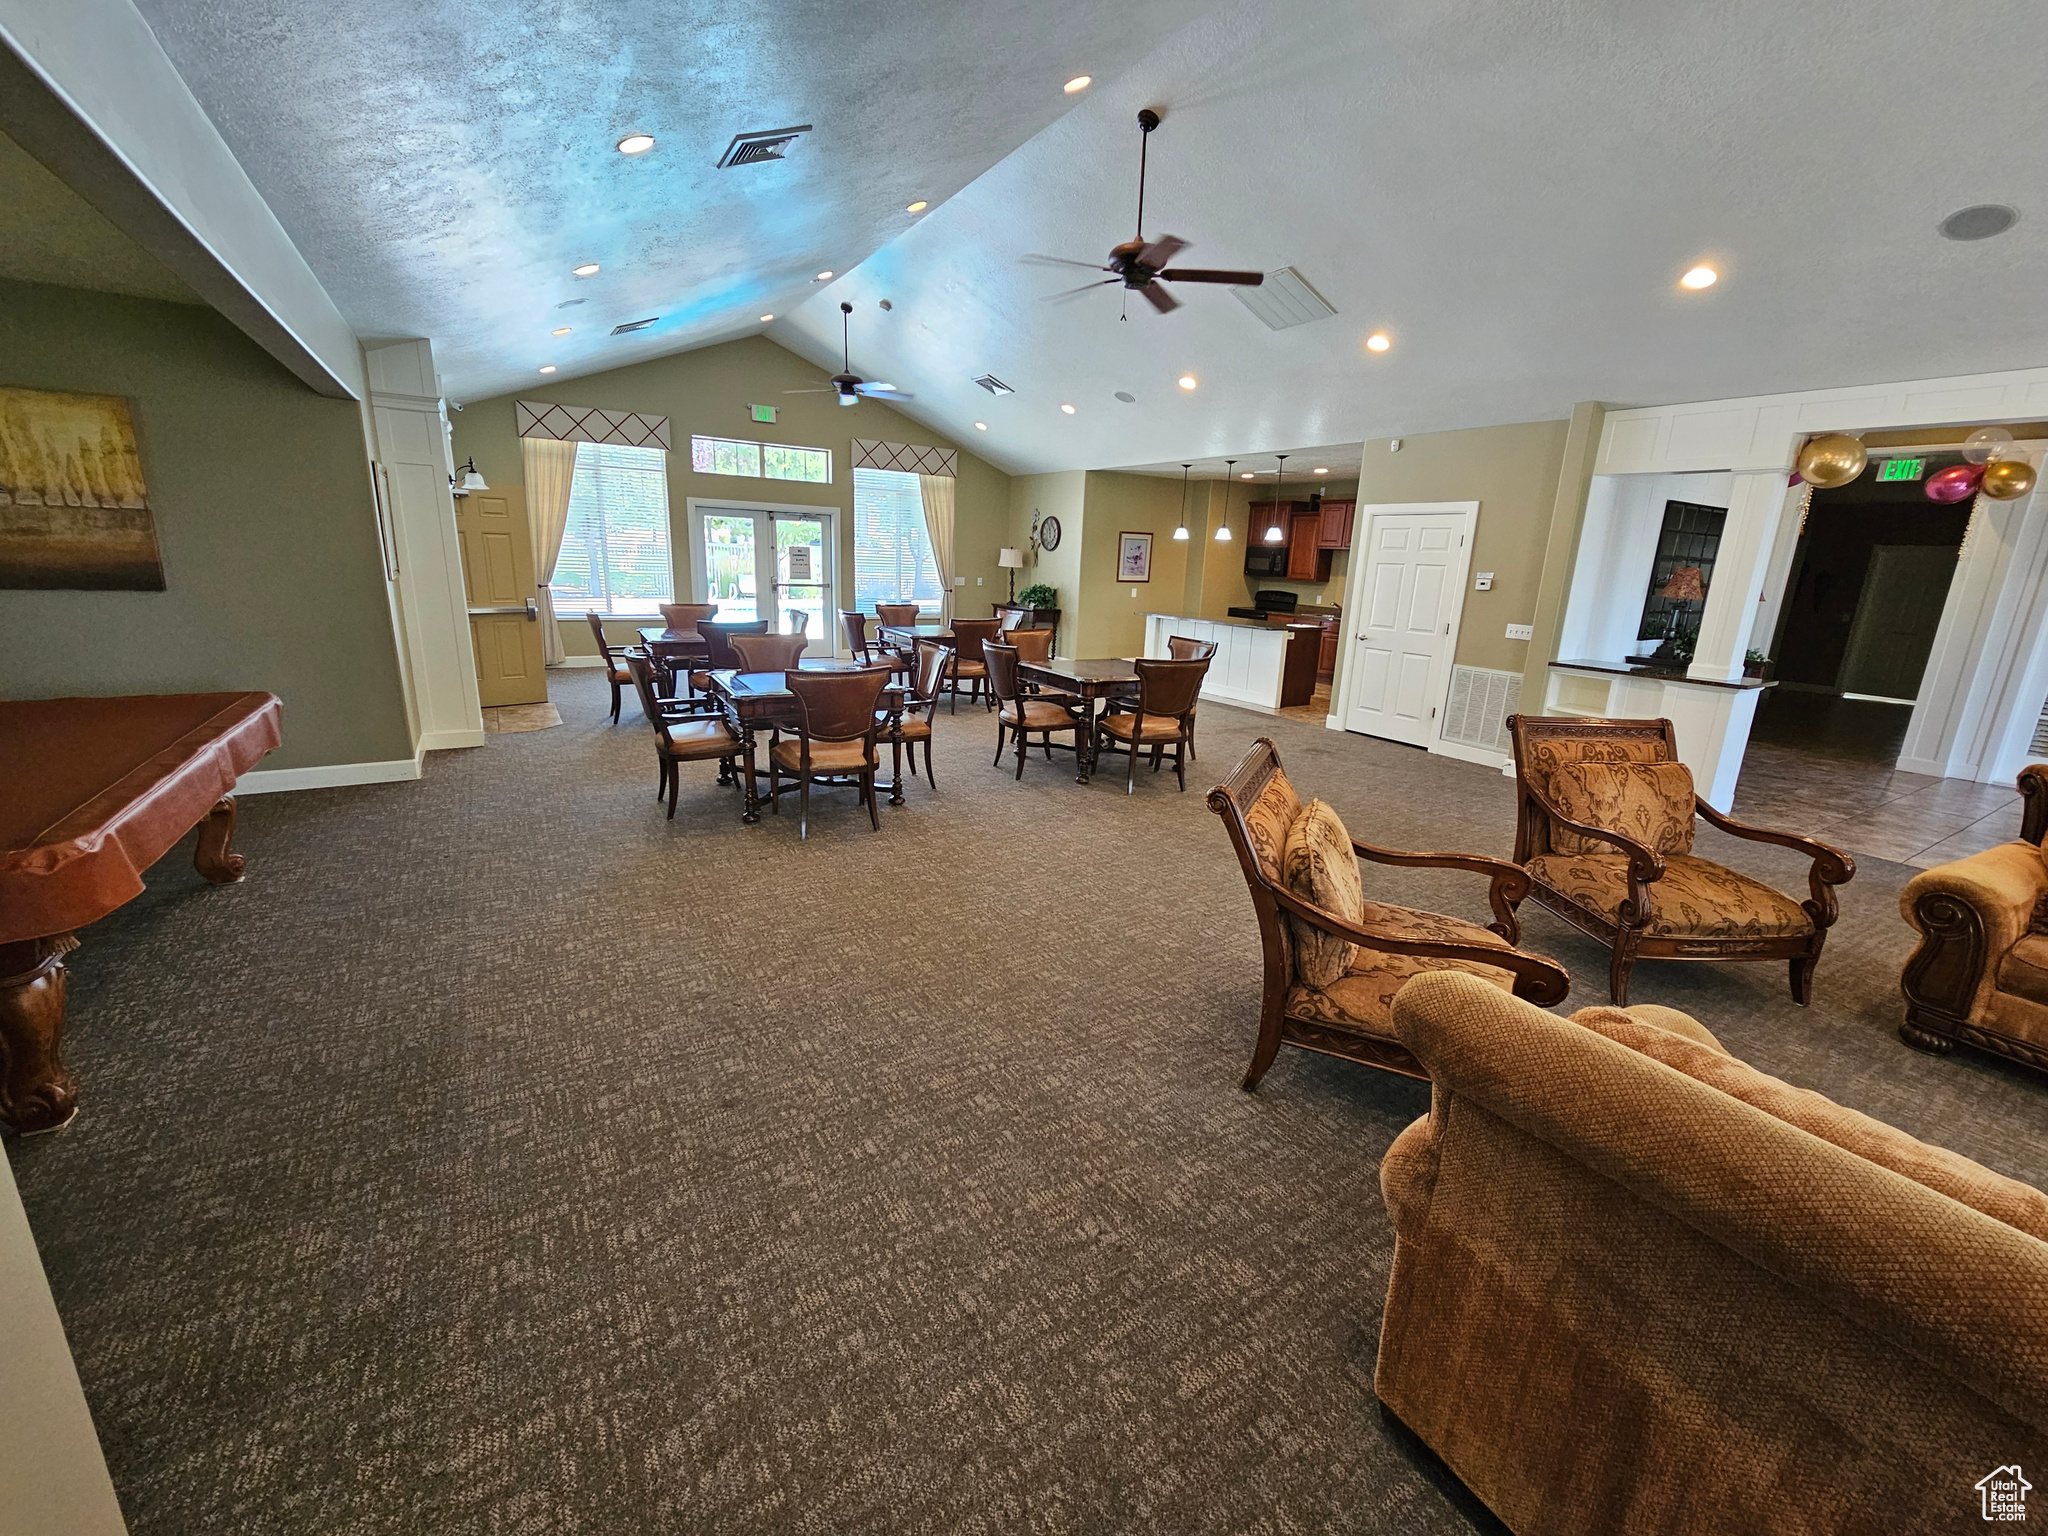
1117,530 -> 1153,583
0,387 -> 164,590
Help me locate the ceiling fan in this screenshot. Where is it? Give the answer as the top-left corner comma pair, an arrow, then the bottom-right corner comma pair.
787,302 -> 913,407
1027,108 -> 1264,314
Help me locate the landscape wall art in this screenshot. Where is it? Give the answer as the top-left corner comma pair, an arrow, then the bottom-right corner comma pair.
0,386 -> 165,590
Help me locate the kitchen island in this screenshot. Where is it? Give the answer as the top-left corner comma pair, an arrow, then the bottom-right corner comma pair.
1142,614 -> 1321,711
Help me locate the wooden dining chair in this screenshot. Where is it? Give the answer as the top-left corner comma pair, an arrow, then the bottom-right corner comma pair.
945,617 -> 1001,714
691,618 -> 772,688
659,601 -> 718,632
624,652 -> 743,819
585,611 -> 641,724
1095,656 -> 1209,793
875,602 -> 920,628
1165,634 -> 1218,758
842,609 -> 909,679
985,641 -> 1085,780
886,640 -> 951,792
769,666 -> 892,838
1002,627 -> 1077,707
729,632 -> 808,672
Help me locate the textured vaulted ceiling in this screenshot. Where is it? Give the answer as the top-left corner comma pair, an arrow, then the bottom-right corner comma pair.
777,0 -> 2048,474
124,0 -> 1214,402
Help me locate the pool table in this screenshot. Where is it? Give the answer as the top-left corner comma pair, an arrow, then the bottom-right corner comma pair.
0,692 -> 283,1133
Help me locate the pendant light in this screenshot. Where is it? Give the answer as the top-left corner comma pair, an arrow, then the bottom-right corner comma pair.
1264,454 -> 1289,542
1214,460 -> 1235,540
1172,463 -> 1192,539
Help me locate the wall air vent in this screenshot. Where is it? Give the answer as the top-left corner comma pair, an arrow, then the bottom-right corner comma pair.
1441,666 -> 1521,756
717,125 -> 813,168
973,375 -> 1015,396
610,317 -> 659,335
1232,267 -> 1337,330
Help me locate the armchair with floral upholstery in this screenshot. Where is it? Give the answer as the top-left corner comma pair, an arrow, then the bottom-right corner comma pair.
1898,763 -> 2048,1074
1505,714 -> 1854,1006
1209,738 -> 1569,1091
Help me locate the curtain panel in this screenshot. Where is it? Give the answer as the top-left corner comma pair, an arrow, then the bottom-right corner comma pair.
918,473 -> 957,623
521,437 -> 578,665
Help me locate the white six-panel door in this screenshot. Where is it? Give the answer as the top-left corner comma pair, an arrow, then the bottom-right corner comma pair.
1344,509 -> 1471,746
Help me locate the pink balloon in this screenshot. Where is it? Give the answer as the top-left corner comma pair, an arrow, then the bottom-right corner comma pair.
1925,463 -> 1984,503
1788,471 -> 1805,486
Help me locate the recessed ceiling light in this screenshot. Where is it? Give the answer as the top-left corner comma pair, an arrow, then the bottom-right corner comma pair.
1060,403 -> 1076,415
1177,374 -> 1198,391
1240,472 -> 1255,480
1313,466 -> 1328,475
572,262 -> 601,277
1680,265 -> 1718,290
552,326 -> 571,336
974,421 -> 988,431
906,200 -> 927,214
538,365 -> 557,374
1064,75 -> 1092,93
1365,332 -> 1391,352
759,313 -> 774,323
1940,204 -> 2018,241
815,270 -> 834,281
616,133 -> 656,155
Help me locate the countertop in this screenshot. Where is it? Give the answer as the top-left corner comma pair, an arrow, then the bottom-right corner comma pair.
1550,658 -> 1770,691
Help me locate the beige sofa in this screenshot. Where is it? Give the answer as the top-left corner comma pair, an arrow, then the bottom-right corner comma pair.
1376,970 -> 2048,1535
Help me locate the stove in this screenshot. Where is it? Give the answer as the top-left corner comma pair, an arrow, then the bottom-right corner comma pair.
1227,590 -> 1300,621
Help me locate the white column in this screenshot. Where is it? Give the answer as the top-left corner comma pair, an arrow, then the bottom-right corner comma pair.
1688,470 -> 1789,684
365,340 -> 483,751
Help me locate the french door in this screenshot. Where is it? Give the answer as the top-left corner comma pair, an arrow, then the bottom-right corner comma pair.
687,502 -> 836,646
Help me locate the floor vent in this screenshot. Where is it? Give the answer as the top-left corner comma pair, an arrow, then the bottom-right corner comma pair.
1232,266 -> 1337,330
1442,666 -> 1521,754
2030,693 -> 2048,756
610,317 -> 658,335
716,125 -> 812,168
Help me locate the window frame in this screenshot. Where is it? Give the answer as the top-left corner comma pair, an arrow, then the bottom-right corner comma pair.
690,434 -> 833,485
850,465 -> 946,617
549,441 -> 675,619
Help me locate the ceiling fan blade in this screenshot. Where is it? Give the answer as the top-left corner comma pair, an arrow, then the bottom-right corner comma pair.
1021,253 -> 1113,271
1138,280 -> 1180,314
783,386 -> 841,394
1160,268 -> 1266,285
1041,278 -> 1120,303
1137,234 -> 1187,269
854,383 -> 914,399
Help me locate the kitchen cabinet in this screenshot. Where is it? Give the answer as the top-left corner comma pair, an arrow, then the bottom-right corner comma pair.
1285,512 -> 1332,582
1317,619 -> 1339,684
1317,498 -> 1355,550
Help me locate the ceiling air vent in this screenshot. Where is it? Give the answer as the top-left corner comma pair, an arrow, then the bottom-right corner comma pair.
974,375 -> 1015,396
717,125 -> 813,169
610,317 -> 659,335
1233,267 -> 1337,330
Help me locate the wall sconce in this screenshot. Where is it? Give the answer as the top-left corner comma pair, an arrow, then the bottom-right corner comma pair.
451,457 -> 488,497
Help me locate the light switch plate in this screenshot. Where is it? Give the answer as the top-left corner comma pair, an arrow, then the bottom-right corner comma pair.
1473,571 -> 1494,590
954,576 -> 966,587
1505,623 -> 1534,641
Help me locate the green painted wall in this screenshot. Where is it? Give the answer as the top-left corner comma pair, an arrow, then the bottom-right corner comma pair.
451,335 -> 1012,657
0,279 -> 413,770
1073,471 -> 1192,658
1006,471 -> 1085,650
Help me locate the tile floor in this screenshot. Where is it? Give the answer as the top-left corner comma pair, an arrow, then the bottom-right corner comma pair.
482,701 -> 564,734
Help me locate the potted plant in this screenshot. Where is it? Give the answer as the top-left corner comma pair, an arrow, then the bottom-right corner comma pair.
1744,648 -> 1772,679
1002,582 -> 1062,651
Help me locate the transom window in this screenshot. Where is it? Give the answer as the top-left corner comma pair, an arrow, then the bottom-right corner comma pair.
852,467 -> 944,613
550,443 -> 673,616
690,435 -> 832,484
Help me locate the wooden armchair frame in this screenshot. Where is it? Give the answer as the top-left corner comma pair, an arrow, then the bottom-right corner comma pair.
1210,738 -> 1569,1088
1506,714 -> 1854,1005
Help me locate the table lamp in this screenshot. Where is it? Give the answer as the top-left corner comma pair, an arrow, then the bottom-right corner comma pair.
998,546 -> 1024,602
1649,564 -> 1706,664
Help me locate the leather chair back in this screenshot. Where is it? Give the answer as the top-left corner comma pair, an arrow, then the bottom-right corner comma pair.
585,611 -> 621,664
949,617 -> 1001,667
697,618 -> 772,670
875,602 -> 920,627
729,633 -> 808,672
1167,635 -> 1218,661
983,641 -> 1022,705
659,602 -> 718,633
1133,657 -> 1209,718
786,667 -> 889,746
1006,628 -> 1054,663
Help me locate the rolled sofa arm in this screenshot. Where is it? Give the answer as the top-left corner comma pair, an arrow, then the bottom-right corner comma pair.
1899,841 -> 2047,1032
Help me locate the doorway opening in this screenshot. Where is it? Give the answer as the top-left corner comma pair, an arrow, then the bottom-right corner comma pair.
686,501 -> 835,646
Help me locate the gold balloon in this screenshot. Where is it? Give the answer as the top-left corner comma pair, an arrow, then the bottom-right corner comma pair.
1980,457 -> 2038,501
1797,434 -> 1867,489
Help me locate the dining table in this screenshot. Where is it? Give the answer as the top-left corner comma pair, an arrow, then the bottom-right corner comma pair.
876,622 -> 951,650
706,661 -> 910,823
1015,657 -> 1140,783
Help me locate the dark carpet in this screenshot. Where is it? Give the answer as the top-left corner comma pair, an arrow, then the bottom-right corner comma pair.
10,668 -> 2046,1534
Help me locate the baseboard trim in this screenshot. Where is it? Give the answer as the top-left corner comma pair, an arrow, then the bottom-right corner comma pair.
235,750 -> 425,795
420,727 -> 487,751
1431,737 -> 1511,772
553,655 -> 605,669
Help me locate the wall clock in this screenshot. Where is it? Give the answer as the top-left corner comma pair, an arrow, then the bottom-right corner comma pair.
1038,515 -> 1062,552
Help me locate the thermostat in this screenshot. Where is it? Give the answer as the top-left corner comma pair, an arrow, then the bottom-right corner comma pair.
1473,571 -> 1494,591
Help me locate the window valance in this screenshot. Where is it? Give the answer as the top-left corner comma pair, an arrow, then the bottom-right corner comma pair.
518,401 -> 671,451
852,439 -> 956,477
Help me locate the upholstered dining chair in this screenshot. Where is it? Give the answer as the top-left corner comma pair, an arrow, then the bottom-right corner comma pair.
842,610 -> 910,680
1209,737 -> 1568,1090
624,653 -> 742,819
769,666 -> 892,838
984,641 -> 1085,780
1095,656 -> 1209,793
585,611 -> 641,724
689,619 -> 772,694
659,600 -> 718,629
999,626 -> 1077,707
1505,714 -> 1854,1006
728,632 -> 808,672
875,602 -> 921,628
1167,635 -> 1218,661
885,641 -> 951,792
944,617 -> 1001,713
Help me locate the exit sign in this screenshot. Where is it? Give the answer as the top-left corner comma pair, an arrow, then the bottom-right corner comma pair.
1876,457 -> 1925,482
749,403 -> 778,424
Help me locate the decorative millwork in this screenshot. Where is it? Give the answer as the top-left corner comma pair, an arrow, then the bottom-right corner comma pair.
851,440 -> 956,477
517,401 -> 671,450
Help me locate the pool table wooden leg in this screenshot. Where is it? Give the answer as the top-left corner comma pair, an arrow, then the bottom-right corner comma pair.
0,936 -> 80,1135
193,795 -> 245,883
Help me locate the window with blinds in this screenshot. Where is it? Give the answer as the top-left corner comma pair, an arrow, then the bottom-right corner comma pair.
550,443 -> 672,616
852,467 -> 944,612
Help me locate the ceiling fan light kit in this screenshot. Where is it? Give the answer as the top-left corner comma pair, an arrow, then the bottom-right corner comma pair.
786,303 -> 915,408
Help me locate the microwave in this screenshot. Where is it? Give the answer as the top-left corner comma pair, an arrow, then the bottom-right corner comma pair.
1242,542 -> 1290,578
